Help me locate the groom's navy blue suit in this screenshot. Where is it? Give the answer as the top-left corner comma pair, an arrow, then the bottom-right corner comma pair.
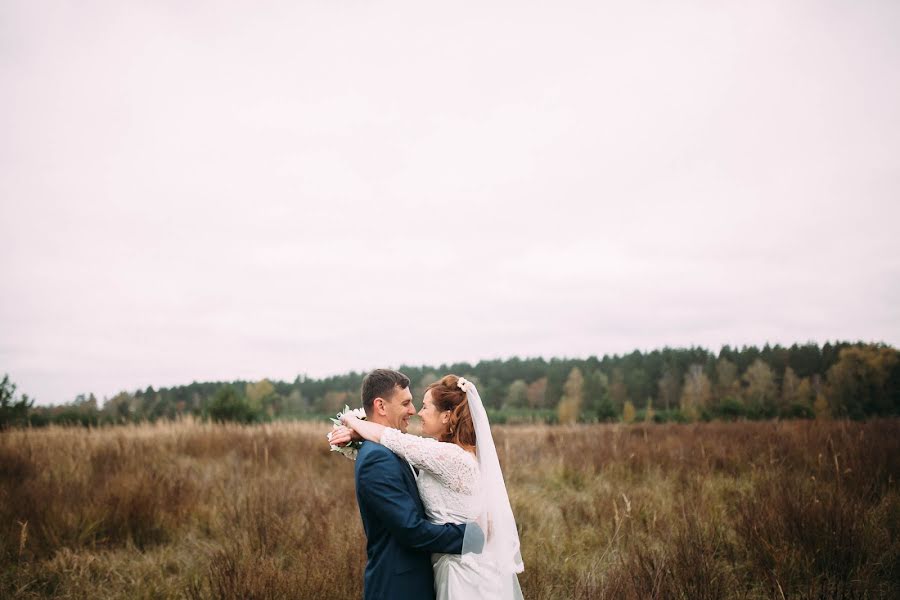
355,440 -> 466,600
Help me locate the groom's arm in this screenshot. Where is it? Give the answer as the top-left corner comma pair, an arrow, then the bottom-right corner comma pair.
357,451 -> 467,554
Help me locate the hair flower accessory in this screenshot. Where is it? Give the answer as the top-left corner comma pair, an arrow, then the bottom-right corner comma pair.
457,377 -> 473,393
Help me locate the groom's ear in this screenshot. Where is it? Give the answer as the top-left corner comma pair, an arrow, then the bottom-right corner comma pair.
373,397 -> 387,416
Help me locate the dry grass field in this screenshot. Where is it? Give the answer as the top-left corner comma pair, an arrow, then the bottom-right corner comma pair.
1,419 -> 898,599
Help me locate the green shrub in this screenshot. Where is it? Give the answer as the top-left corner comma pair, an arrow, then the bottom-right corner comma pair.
207,387 -> 260,423
715,397 -> 746,421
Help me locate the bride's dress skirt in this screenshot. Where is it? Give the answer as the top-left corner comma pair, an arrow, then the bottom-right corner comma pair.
432,553 -> 522,600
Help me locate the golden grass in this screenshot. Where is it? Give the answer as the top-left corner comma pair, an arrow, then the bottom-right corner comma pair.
2,418 -> 898,599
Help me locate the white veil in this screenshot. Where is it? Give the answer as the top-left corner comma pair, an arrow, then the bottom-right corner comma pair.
459,378 -> 524,598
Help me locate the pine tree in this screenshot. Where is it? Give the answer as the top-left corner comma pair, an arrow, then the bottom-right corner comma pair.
0,374 -> 33,428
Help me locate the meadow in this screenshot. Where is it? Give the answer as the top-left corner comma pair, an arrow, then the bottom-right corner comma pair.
1,419 -> 898,599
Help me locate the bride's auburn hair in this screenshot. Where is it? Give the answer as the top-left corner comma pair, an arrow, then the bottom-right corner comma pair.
427,374 -> 476,449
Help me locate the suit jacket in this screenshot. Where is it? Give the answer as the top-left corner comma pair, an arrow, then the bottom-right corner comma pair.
355,440 -> 466,600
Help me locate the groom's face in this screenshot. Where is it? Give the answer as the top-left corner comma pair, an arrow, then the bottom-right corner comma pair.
382,385 -> 415,433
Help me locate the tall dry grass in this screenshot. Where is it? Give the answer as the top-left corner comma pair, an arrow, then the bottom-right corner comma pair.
1,419 -> 898,599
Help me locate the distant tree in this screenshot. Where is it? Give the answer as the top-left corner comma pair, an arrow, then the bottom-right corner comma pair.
32,342 -> 894,425
208,386 -> 259,423
557,367 -> 584,424
780,367 -> 813,416
643,398 -> 655,423
714,358 -> 741,405
246,379 -> 275,405
76,393 -> 98,412
625,368 -> 651,408
583,370 -> 610,416
284,389 -> 305,416
813,391 -> 831,420
680,364 -> 712,421
609,367 -> 629,412
320,390 -> 351,415
414,372 -> 440,403
103,391 -> 135,422
504,379 -> 529,409
0,374 -> 33,429
743,359 -> 778,417
622,400 -> 636,424
246,379 -> 277,416
788,343 -> 824,378
796,378 -> 813,405
657,367 -> 680,412
826,345 -> 900,418
780,367 -> 800,407
828,342 -> 856,372
526,377 -> 548,409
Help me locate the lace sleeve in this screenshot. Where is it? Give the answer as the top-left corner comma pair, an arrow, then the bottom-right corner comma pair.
381,429 -> 479,495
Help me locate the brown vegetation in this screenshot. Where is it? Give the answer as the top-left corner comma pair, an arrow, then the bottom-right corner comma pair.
1,419 -> 898,599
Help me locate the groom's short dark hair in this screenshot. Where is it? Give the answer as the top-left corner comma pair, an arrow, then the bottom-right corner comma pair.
362,369 -> 410,415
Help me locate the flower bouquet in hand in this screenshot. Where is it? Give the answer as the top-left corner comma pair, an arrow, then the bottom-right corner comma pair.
326,405 -> 366,460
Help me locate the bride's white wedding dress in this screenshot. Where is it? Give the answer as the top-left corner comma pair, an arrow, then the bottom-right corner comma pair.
381,428 -> 520,599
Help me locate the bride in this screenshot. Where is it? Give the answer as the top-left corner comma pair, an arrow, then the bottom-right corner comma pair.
333,374 -> 524,599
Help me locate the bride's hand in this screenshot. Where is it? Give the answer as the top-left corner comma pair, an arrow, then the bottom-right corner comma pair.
328,425 -> 352,446
340,413 -> 359,427
328,425 -> 362,446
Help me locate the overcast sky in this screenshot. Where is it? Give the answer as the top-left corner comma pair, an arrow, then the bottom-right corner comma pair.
2,1 -> 898,404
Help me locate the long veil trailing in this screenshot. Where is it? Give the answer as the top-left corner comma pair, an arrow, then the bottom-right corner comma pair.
460,379 -> 524,599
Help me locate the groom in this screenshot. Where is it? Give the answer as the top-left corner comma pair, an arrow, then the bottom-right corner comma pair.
343,369 -> 475,600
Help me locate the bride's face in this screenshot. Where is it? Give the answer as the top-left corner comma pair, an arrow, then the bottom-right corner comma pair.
418,391 -> 450,439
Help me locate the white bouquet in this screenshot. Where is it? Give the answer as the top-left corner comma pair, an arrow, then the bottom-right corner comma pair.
326,405 -> 366,460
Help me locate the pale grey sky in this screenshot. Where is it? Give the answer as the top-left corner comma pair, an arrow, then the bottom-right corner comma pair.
2,1 -> 898,404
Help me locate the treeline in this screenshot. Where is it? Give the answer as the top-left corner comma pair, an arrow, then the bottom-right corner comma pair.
2,341 -> 898,428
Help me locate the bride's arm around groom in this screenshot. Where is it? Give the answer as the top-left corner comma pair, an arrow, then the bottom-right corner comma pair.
355,440 -> 466,550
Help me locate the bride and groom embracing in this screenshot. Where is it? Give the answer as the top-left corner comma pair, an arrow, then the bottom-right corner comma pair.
327,369 -> 524,600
